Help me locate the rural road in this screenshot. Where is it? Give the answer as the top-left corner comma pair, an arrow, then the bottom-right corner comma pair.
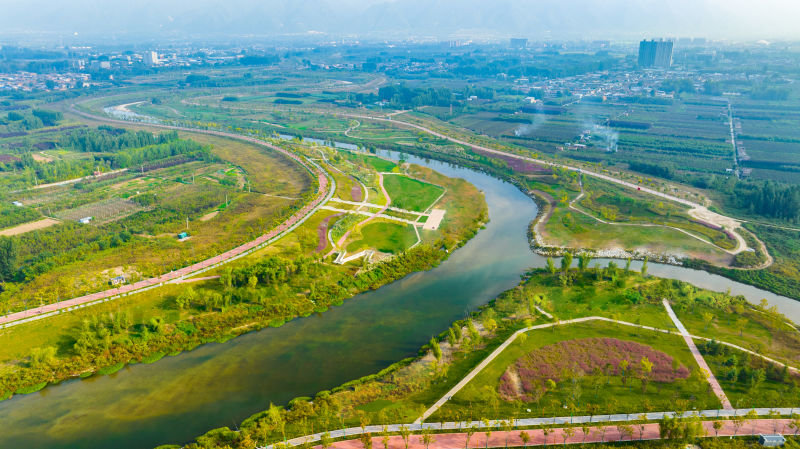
0,105 -> 335,330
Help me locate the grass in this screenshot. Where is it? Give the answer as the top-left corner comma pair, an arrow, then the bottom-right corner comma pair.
430,320 -> 722,422
346,221 -> 418,254
383,174 -> 445,212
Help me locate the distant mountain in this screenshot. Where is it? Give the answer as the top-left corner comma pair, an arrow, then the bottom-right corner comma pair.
0,0 -> 797,42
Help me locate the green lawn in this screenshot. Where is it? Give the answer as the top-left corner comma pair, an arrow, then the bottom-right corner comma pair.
346,221 -> 418,254
383,174 -> 445,212
429,320 -> 721,422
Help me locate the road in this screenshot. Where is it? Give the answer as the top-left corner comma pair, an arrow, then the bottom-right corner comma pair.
0,105 -> 335,330
333,112 -> 754,256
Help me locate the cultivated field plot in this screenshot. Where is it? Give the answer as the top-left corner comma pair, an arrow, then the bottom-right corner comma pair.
54,198 -> 145,224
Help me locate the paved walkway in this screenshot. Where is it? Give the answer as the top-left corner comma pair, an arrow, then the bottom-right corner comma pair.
268,413 -> 800,449
312,419 -> 795,449
0,106 -> 335,330
663,299 -> 734,410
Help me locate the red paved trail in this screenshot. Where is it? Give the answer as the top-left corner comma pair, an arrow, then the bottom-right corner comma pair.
318,419 -> 794,449
0,109 -> 331,328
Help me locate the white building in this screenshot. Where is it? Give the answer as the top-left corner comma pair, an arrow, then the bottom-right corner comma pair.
144,51 -> 160,66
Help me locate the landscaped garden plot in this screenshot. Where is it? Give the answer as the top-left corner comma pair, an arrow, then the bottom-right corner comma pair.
383,175 -> 444,212
345,221 -> 418,254
430,320 -> 721,421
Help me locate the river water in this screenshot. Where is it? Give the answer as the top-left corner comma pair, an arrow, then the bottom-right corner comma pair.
0,150 -> 796,449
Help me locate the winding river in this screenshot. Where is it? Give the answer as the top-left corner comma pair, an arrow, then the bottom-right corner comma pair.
0,149 -> 797,449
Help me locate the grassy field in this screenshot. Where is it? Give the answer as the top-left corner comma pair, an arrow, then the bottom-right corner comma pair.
346,221 -> 418,254
383,174 -> 445,212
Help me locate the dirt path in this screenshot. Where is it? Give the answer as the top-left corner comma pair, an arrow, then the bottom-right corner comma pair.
663,299 -> 733,410
0,217 -> 60,236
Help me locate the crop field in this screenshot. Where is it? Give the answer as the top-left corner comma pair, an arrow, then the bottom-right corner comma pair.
54,197 -> 145,224
0,121 -> 313,313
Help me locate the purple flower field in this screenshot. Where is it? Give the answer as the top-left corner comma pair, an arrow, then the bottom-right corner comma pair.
499,337 -> 690,401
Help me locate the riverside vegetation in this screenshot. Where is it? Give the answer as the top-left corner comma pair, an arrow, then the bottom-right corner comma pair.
168,260 -> 800,449
0,147 -> 488,403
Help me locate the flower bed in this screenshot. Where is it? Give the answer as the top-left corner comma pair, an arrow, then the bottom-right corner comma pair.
499,337 -> 690,400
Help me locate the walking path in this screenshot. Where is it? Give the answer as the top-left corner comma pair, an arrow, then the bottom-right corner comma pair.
267,414 -> 800,449
305,419 -> 797,449
567,181 -> 735,255
326,173 -> 391,258
0,106 -> 335,330
663,299 -> 734,409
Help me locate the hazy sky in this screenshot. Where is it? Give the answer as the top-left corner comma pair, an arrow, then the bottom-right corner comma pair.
1,0 -> 799,43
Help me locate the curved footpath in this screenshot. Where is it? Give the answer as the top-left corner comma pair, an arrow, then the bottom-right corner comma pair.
334,112 -> 755,257
0,106 -> 335,330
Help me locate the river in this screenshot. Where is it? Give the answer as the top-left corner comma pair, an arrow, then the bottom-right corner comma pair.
0,149 -> 796,449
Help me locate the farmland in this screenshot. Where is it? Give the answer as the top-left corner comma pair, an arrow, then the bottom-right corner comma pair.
0,120 -> 313,312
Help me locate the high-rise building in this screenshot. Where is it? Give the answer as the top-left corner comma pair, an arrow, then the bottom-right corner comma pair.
144,51 -> 160,66
638,39 -> 673,68
510,38 -> 528,49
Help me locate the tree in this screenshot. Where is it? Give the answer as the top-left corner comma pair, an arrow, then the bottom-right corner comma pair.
519,431 -> 530,449
482,418 -> 492,449
640,257 -> 648,276
542,427 -> 550,446
319,432 -> 334,449
29,346 -> 57,369
399,425 -> 412,449
789,413 -> 800,436
430,337 -> 443,363
578,253 -> 592,272
546,257 -> 556,275
268,403 -> 286,442
360,432 -> 373,449
701,312 -> 714,331
0,236 -> 18,282
562,427 -> 575,445
639,357 -> 653,393
735,318 -> 748,337
561,252 -> 573,273
618,359 -> 630,385
712,420 -> 723,437
465,425 -> 477,449
420,427 -> 435,449
581,424 -> 590,443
